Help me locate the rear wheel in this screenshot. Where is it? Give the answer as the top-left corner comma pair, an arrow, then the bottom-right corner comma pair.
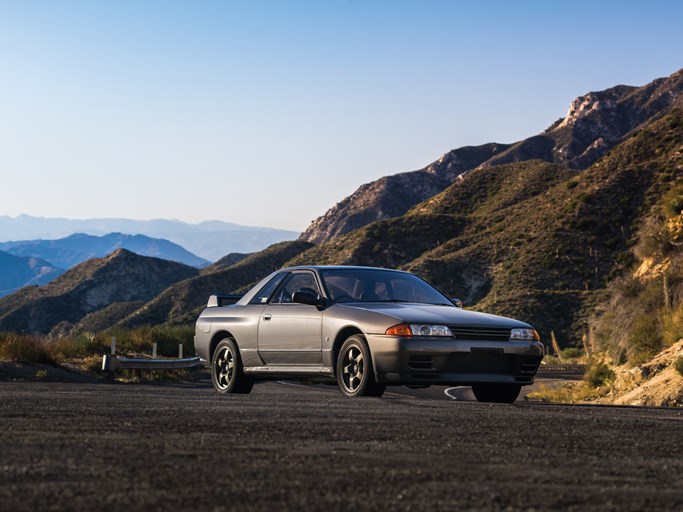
211,338 -> 254,394
472,383 -> 521,403
336,335 -> 386,397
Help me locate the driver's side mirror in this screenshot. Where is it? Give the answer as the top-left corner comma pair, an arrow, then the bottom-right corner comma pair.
451,298 -> 463,308
292,290 -> 323,308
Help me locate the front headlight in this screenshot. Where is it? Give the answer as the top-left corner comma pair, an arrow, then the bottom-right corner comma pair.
386,323 -> 453,337
510,328 -> 540,341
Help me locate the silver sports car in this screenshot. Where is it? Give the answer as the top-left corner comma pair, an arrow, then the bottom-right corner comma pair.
195,266 -> 544,402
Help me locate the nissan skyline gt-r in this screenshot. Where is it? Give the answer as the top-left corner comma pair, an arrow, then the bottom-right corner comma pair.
194,266 -> 544,403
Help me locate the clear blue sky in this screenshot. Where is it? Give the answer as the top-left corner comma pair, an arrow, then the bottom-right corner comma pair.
1,0 -> 682,232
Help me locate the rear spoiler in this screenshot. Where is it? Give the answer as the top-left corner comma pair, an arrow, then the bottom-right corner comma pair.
207,294 -> 243,307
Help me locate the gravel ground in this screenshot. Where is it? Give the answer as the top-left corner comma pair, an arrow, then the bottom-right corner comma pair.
1,379 -> 682,511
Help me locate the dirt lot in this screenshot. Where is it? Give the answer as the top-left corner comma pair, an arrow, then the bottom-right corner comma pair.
1,379 -> 682,511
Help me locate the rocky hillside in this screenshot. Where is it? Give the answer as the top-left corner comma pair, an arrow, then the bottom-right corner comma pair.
0,249 -> 198,335
301,68 -> 683,244
598,340 -> 683,407
0,251 -> 64,298
299,143 -> 510,243
288,107 -> 683,344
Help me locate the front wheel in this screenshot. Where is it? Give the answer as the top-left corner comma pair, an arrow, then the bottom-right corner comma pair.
336,335 -> 386,397
471,383 -> 521,403
211,338 -> 254,394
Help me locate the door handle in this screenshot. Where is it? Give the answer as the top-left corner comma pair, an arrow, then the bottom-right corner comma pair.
263,314 -> 272,321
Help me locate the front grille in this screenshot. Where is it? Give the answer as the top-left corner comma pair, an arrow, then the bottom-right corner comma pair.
449,326 -> 511,342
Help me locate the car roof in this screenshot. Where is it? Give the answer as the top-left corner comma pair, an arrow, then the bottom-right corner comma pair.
279,265 -> 410,274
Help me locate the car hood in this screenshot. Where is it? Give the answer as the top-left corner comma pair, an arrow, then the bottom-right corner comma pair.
338,302 -> 531,329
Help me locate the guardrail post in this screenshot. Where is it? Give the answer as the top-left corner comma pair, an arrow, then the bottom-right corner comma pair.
111,336 -> 116,355
152,343 -> 157,358
179,344 -> 183,358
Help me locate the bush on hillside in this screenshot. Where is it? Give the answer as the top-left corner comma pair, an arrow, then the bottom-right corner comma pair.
0,333 -> 54,364
584,360 -> 615,388
675,355 -> 683,377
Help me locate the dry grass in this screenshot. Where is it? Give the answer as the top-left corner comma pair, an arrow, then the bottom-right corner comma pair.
0,333 -> 55,364
0,326 -> 194,366
527,381 -> 611,403
528,357 -> 615,403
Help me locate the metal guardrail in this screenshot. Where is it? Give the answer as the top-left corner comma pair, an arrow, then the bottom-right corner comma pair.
101,336 -> 202,374
537,364 -> 586,373
102,354 -> 202,372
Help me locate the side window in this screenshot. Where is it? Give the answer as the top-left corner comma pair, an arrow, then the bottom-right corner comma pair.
249,273 -> 287,305
271,272 -> 320,304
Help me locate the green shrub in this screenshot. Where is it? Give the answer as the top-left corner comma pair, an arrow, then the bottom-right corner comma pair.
675,356 -> 683,377
51,332 -> 104,361
584,360 -> 615,387
661,306 -> 683,347
664,184 -> 683,217
572,217 -> 595,230
561,347 -> 583,359
604,237 -> 621,250
627,311 -> 662,365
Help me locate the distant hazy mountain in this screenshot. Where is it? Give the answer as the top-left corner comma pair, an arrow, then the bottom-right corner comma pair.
0,216 -> 299,261
0,251 -> 65,298
0,233 -> 209,270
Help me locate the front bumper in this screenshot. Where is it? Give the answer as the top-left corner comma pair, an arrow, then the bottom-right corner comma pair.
367,335 -> 544,386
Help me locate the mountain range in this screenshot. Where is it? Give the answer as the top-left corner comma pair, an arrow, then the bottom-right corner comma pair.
0,232 -> 210,298
0,232 -> 209,270
300,68 -> 683,244
1,68 -> 682,348
0,216 -> 299,261
0,249 -> 199,334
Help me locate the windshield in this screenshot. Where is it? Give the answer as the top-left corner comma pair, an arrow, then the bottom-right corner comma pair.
319,268 -> 452,305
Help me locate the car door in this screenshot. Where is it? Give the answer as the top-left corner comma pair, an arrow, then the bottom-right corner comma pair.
257,270 -> 323,366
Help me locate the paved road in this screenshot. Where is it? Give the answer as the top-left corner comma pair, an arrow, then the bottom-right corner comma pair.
1,380 -> 682,511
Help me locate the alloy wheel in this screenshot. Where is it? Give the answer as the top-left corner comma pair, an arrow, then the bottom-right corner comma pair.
341,345 -> 365,392
214,346 -> 235,391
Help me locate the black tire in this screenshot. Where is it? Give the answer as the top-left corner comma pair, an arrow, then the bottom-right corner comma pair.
211,338 -> 254,394
471,383 -> 521,403
336,335 -> 386,397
